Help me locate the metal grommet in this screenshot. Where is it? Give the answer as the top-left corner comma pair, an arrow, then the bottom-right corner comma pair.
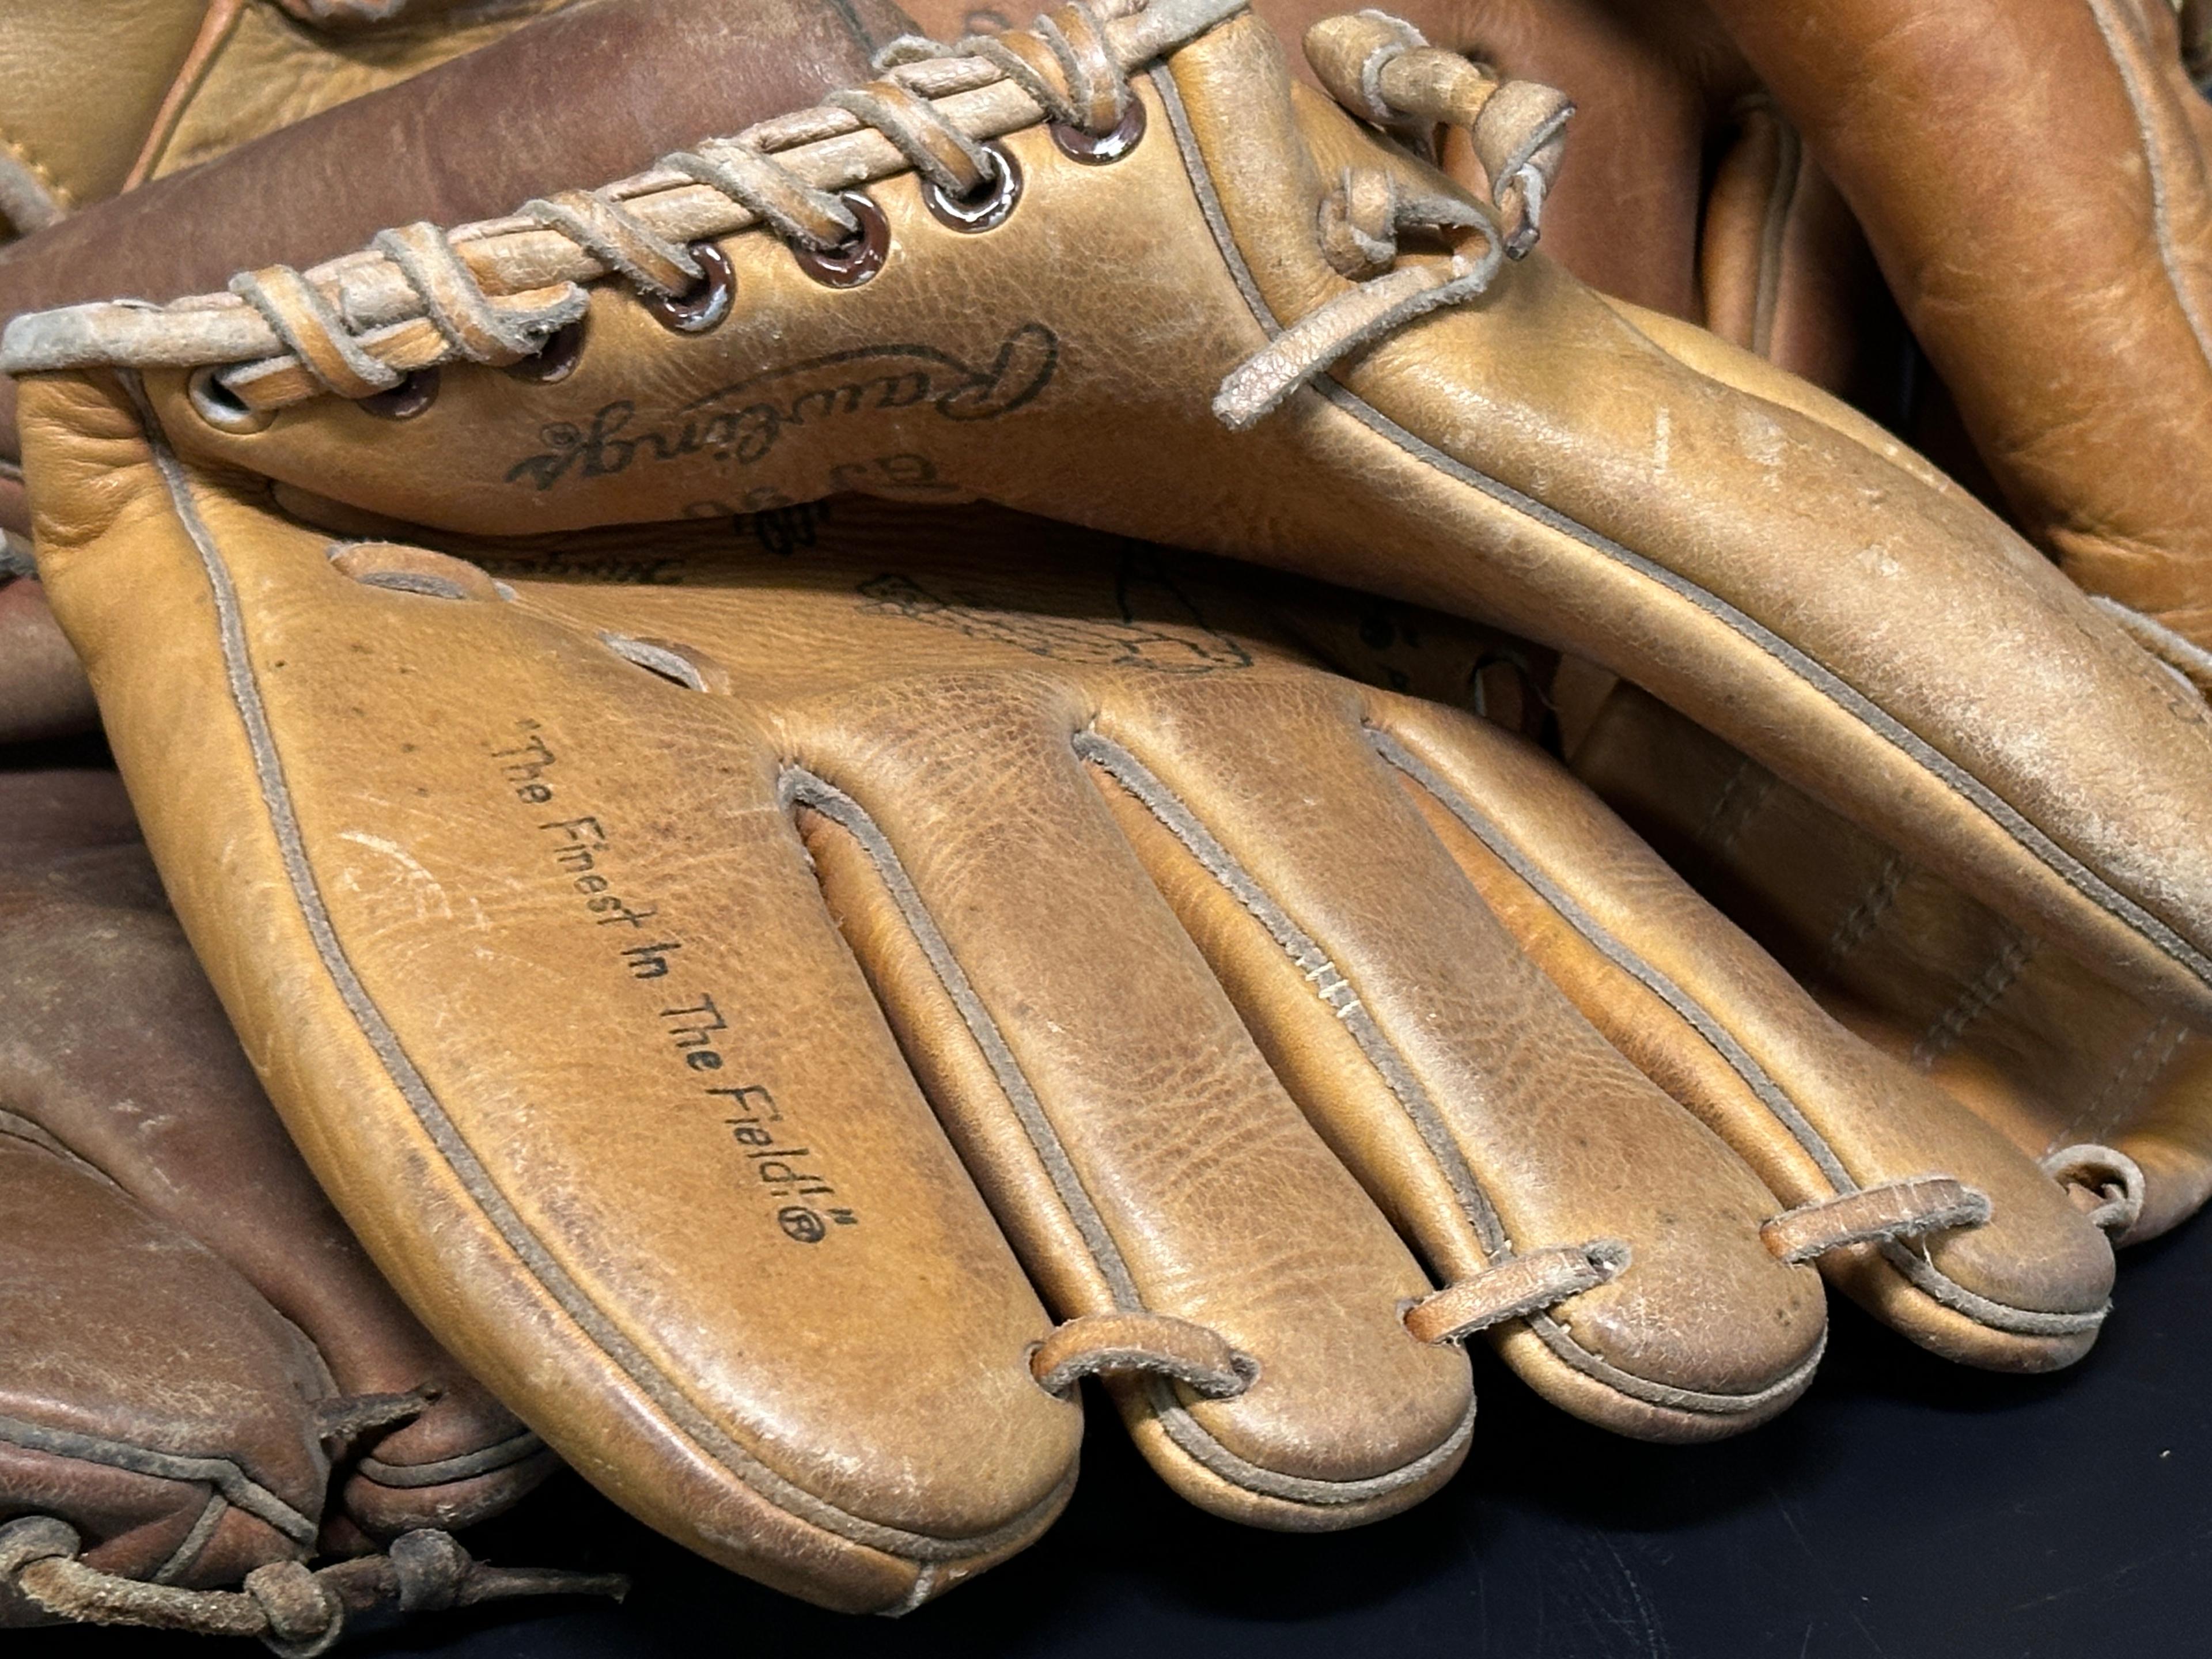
504,318 -> 588,383
639,242 -> 736,334
1051,99 -> 1146,165
187,366 -> 276,434
924,143 -> 1022,233
359,369 -> 440,421
790,192 -> 891,289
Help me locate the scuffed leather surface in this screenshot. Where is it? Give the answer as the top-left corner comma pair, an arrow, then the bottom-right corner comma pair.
1705,0 -> 2212,644
94,9 -> 2212,1032
1577,681 -> 2212,1246
0,765 -> 555,1620
16,330 -> 2130,1596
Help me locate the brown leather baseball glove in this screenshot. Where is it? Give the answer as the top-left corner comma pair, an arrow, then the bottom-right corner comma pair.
7,0 -> 2210,1612
0,762 -> 621,1649
0,0 -> 569,247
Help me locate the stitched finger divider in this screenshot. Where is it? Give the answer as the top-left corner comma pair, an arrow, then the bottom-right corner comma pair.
1760,1177 -> 1991,1265
1030,1312 -> 1258,1399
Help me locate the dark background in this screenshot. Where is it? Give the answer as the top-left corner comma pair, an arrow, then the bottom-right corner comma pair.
29,1205 -> 2211,1659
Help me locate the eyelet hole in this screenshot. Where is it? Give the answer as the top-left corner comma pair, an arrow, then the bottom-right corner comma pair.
188,366 -> 275,434
1051,99 -> 1146,165
640,243 -> 735,334
925,144 -> 1022,233
505,317 -> 589,382
791,192 -> 891,289
359,369 -> 440,421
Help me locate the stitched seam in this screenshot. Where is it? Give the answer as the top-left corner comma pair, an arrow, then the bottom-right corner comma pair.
124,376 -> 1040,1570
781,768 -> 1144,1304
792,760 -> 1463,1505
1368,726 -> 1855,1192
0,128 -> 71,215
1819,854 -> 1907,974
1911,933 -> 2036,1068
1072,730 -> 1505,1249
1751,113 -> 1800,358
1876,1239 -> 2107,1335
0,1412 -> 312,1544
353,1429 -> 547,1489
1153,65 -> 2212,1000
2063,1017 -> 2187,1147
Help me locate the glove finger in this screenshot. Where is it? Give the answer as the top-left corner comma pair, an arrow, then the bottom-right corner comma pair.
0,1126 -> 330,1607
1575,681 -> 2212,1251
777,679 -> 1476,1528
1389,688 -> 2119,1373
1082,665 -> 1826,1441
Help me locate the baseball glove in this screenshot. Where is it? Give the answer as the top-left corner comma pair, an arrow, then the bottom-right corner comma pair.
6,0 -> 2207,1609
0,763 -> 620,1648
0,0 -> 568,248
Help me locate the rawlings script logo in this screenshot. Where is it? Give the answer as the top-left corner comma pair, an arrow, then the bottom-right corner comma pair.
505,324 -> 1058,491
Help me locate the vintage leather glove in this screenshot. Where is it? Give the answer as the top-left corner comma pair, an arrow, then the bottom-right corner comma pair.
8,0 -> 2211,1608
907,0 -> 1904,403
0,0 -> 568,247
12,0 -> 2210,1023
0,460 -> 2135,1607
0,764 -> 620,1649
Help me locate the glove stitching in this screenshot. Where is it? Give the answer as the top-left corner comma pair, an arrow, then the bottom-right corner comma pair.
0,1412 -> 316,1546
1371,728 -> 2106,1342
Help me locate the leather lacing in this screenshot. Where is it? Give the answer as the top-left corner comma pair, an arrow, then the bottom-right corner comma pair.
0,1517 -> 624,1658
0,0 -> 1571,443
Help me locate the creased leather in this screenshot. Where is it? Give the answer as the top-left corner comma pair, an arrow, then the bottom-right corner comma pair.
9,0 -> 2209,1609
0,765 -> 557,1625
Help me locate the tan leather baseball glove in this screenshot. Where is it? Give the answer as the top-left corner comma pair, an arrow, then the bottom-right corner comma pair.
1340,0 -> 2212,1252
7,0 -> 2211,1611
0,763 -> 620,1648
